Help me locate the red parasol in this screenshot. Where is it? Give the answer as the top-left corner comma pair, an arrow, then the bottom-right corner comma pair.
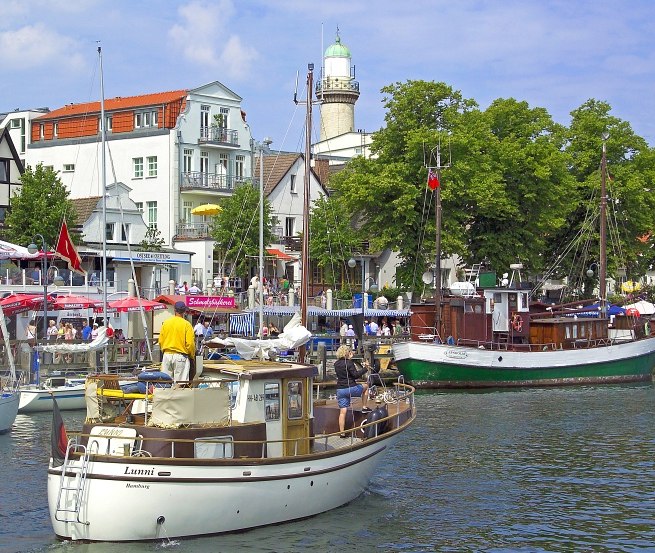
0,293 -> 51,316
52,294 -> 100,310
95,297 -> 166,313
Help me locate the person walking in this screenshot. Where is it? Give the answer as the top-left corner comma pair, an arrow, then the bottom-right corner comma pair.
158,301 -> 195,383
193,318 -> 205,351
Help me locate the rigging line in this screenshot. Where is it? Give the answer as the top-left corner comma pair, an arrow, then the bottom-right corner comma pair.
412,180 -> 432,287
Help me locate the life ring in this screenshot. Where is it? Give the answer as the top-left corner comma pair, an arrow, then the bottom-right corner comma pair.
511,314 -> 523,332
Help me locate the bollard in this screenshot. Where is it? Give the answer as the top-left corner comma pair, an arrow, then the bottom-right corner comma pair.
317,342 -> 327,381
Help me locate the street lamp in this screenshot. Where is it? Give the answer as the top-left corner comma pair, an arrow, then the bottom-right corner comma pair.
348,256 -> 378,352
27,234 -> 64,343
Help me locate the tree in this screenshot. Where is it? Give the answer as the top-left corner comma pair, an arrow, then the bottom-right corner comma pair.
308,193 -> 361,290
3,164 -> 78,247
210,184 -> 276,278
139,226 -> 165,251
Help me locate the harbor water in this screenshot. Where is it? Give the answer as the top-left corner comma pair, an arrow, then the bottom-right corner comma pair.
2,384 -> 655,552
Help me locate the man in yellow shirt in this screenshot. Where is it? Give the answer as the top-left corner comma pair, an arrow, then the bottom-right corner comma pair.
158,301 -> 195,382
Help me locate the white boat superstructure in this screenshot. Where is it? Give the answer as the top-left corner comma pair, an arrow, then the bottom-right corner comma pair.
18,377 -> 86,413
47,360 -> 415,541
0,304 -> 19,432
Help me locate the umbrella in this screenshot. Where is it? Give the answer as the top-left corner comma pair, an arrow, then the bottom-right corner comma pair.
191,203 -> 222,216
96,297 -> 166,313
0,293 -> 49,316
0,239 -> 41,260
52,294 -> 100,310
624,300 -> 655,316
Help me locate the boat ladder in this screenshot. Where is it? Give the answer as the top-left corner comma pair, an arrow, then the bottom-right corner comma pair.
468,263 -> 483,289
54,440 -> 96,524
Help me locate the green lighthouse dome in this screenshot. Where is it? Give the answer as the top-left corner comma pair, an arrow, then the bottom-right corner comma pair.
324,35 -> 351,58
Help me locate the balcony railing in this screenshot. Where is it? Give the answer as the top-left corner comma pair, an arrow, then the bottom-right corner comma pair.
198,126 -> 239,146
316,78 -> 360,94
180,172 -> 252,193
174,222 -> 212,240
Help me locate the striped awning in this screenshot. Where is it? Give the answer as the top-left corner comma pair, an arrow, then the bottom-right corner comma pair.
245,307 -> 411,318
229,312 -> 255,336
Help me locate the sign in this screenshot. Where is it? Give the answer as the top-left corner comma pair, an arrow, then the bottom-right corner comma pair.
186,296 -> 236,309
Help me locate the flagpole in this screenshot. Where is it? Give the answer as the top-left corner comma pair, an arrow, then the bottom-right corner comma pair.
99,44 -> 109,373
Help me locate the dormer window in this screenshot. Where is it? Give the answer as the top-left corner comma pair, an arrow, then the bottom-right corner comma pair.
134,110 -> 158,129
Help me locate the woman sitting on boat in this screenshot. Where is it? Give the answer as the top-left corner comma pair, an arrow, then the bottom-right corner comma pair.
334,345 -> 371,438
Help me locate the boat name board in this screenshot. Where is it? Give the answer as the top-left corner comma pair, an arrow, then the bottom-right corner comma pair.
124,466 -> 155,476
444,349 -> 468,360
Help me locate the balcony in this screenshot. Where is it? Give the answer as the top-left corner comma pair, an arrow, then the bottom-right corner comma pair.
174,222 -> 212,241
180,172 -> 252,194
198,126 -> 239,147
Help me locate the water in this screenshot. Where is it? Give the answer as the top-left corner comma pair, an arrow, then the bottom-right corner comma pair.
2,385 -> 655,552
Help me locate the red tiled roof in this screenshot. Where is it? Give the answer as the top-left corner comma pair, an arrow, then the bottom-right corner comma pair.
36,90 -> 188,120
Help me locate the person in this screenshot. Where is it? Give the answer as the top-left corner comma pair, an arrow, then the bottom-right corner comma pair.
393,320 -> 403,336
269,323 -> 280,337
339,319 -> 348,344
57,321 -> 66,340
26,319 -> 37,344
193,318 -> 205,350
369,319 -> 379,336
91,323 -> 99,341
47,319 -> 58,340
81,320 -> 92,341
188,282 -> 201,295
345,324 -> 355,347
334,345 -> 370,438
158,301 -> 195,383
203,320 -> 213,341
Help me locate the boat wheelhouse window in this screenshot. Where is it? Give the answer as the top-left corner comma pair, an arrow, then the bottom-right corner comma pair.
265,382 -> 280,421
194,436 -> 234,459
287,380 -> 303,420
519,293 -> 528,310
227,380 -> 239,409
474,304 -> 483,314
565,325 -> 571,339
493,293 -> 502,303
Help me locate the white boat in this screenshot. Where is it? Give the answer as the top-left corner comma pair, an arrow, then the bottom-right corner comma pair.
0,305 -> 20,432
0,390 -> 20,433
18,377 -> 86,413
47,360 -> 415,541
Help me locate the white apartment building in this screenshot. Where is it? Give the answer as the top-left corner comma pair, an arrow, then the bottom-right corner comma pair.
24,82 -> 253,288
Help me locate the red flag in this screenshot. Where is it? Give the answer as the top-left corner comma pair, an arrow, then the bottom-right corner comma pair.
427,169 -> 440,190
55,219 -> 85,275
51,397 -> 68,466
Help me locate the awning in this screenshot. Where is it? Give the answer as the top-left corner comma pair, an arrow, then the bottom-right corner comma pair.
266,248 -> 296,261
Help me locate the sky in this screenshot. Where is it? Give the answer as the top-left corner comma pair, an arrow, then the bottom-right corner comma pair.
1,0 -> 654,150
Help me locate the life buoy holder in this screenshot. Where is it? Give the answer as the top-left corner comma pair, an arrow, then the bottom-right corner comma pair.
511,314 -> 523,332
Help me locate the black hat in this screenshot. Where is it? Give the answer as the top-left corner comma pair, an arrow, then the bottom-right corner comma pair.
174,301 -> 188,313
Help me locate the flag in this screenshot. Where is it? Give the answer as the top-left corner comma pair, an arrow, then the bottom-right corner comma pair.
55,218 -> 85,275
51,397 -> 68,467
427,169 -> 440,190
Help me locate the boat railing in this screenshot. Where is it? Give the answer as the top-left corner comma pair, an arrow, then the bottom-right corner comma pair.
66,383 -> 416,462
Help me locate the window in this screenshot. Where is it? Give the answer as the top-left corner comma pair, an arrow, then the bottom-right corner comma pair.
235,155 -> 244,179
0,159 -> 8,183
135,202 -> 143,213
147,201 -> 157,229
287,380 -> 303,420
147,156 -> 157,177
133,157 -> 143,178
219,153 -> 228,170
9,118 -> 21,129
200,105 -> 210,138
183,149 -> 193,173
105,223 -> 115,241
264,383 -> 280,421
219,107 -> 229,127
200,152 -> 209,174
106,115 -> 113,132
120,223 -> 130,242
53,122 -> 58,137
134,110 -> 158,129
194,436 -> 233,459
285,217 -> 295,237
63,164 -> 75,172
290,174 -> 297,193
183,201 -> 192,222
39,124 -> 44,139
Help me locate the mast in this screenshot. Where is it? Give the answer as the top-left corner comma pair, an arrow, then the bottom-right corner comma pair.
98,45 -> 109,372
599,133 -> 609,318
434,147 -> 442,337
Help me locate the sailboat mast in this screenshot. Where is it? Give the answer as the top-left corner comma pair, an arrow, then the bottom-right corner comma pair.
599,134 -> 608,318
98,45 -> 109,373
434,146 -> 442,337
300,64 -> 313,334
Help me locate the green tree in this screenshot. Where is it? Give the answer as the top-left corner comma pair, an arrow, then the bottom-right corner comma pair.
210,184 -> 276,278
309,193 -> 361,289
139,226 -> 165,251
3,164 -> 78,247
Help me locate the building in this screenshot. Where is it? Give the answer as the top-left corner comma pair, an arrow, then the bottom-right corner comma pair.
0,127 -> 24,228
25,82 -> 254,287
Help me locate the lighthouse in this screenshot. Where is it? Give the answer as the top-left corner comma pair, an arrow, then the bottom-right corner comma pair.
317,31 -> 360,142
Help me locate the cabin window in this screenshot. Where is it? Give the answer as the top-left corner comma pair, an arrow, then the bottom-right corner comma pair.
520,293 -> 528,310
227,380 -> 239,409
287,380 -> 303,420
493,293 -> 502,303
194,436 -> 234,459
580,324 -> 586,337
474,304 -> 483,314
565,325 -> 571,339
264,382 -> 280,421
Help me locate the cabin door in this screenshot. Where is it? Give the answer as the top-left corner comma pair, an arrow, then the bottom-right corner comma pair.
492,292 -> 509,332
281,377 -> 310,455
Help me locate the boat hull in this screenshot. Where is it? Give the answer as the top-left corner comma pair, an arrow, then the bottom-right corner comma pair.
18,384 -> 86,412
47,435 -> 398,541
0,391 -> 20,433
393,339 -> 655,388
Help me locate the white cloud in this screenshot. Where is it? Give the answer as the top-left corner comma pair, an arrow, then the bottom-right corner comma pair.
168,0 -> 258,79
0,24 -> 85,71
